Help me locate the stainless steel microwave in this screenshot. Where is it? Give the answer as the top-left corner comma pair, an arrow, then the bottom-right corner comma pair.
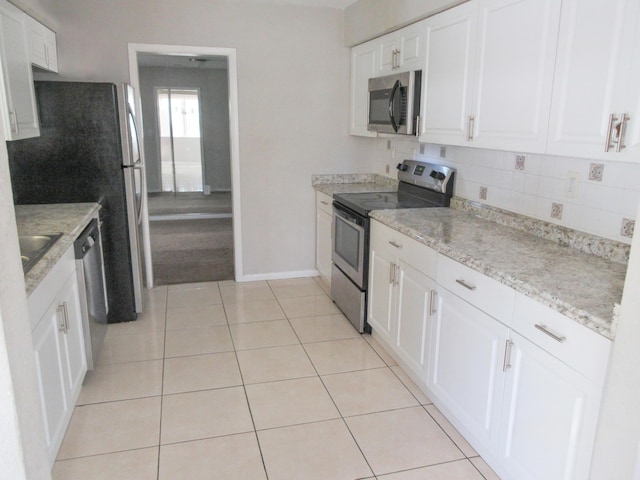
368,70 -> 421,135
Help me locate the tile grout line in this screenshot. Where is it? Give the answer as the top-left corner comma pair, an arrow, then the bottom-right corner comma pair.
223,282 -> 271,480
156,284 -> 169,480
266,280 -> 377,479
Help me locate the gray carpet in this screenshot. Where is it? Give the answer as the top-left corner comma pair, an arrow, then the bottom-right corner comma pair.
150,218 -> 234,285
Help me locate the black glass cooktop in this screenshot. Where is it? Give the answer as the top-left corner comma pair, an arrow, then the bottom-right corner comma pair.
333,184 -> 450,217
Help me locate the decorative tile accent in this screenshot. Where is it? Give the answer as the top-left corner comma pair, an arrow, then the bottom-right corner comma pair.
479,186 -> 488,200
589,163 -> 605,182
515,155 -> 526,171
551,203 -> 563,220
621,218 -> 635,238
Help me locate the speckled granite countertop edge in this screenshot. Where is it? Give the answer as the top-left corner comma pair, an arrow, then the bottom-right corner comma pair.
15,203 -> 101,296
312,174 -> 399,196
370,209 -> 619,340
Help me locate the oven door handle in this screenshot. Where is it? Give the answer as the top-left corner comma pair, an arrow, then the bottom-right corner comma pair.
388,79 -> 400,133
333,203 -> 365,228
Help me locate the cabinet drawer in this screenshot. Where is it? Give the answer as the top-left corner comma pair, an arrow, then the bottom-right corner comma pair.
316,191 -> 333,215
371,220 -> 437,279
512,293 -> 611,384
437,254 -> 515,325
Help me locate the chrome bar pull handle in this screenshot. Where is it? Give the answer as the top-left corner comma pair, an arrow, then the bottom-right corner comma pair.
467,115 -> 475,141
616,113 -> 630,152
605,113 -> 618,152
389,263 -> 395,285
62,302 -> 69,333
534,324 -> 566,343
57,304 -> 66,333
503,340 -> 514,372
455,279 -> 476,291
394,263 -> 400,286
429,290 -> 438,316
320,200 -> 329,205
389,241 -> 402,249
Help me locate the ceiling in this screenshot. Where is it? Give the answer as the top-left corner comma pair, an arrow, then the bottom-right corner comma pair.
221,0 -> 357,8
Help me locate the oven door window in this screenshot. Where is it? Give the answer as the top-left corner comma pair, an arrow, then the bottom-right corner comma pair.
335,216 -> 362,271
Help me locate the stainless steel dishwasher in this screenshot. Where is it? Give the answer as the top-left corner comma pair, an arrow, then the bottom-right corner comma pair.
75,219 -> 108,370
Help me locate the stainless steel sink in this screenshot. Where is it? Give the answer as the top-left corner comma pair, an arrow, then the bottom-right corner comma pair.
19,234 -> 62,274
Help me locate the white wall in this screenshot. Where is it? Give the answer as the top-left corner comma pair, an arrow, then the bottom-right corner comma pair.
371,138 -> 640,245
45,0 -> 386,277
139,66 -> 232,193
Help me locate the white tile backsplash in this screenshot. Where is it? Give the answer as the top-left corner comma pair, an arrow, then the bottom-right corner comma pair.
373,140 -> 640,244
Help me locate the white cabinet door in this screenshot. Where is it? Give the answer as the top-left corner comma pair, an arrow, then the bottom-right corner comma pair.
429,287 -> 509,450
547,0 -> 640,161
57,273 -> 87,404
368,231 -> 396,344
470,0 -> 560,153
498,332 -> 602,480
316,208 -> 333,285
419,1 -> 477,144
26,15 -> 58,72
395,260 -> 436,379
419,0 -> 560,153
350,41 -> 377,137
0,1 -> 39,140
32,301 -> 69,463
378,21 -> 426,75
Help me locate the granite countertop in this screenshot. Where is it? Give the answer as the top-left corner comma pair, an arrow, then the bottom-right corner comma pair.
15,203 -> 101,296
370,208 -> 626,340
312,173 -> 398,196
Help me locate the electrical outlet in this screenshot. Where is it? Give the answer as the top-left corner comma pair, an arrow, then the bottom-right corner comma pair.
419,144 -> 425,155
440,146 -> 446,158
385,164 -> 390,174
479,186 -> 488,200
565,171 -> 580,199
386,140 -> 392,150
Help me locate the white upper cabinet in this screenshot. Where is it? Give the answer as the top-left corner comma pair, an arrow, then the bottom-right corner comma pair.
421,0 -> 561,153
26,15 -> 58,73
0,0 -> 39,140
420,2 -> 478,144
471,0 -> 561,152
350,41 -> 377,137
378,20 -> 426,75
547,0 -> 640,161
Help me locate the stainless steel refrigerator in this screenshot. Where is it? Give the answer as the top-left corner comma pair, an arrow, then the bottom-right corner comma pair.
8,81 -> 145,322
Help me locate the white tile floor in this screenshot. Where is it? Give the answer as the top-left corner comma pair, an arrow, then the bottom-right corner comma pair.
52,278 -> 501,480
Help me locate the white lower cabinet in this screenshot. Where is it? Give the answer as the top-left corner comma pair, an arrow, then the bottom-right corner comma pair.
498,331 -> 602,480
368,220 -> 438,380
315,191 -> 333,287
429,286 -> 509,450
30,247 -> 87,465
368,221 -> 611,480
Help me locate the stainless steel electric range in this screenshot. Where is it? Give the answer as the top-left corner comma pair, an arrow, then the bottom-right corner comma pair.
331,159 -> 455,333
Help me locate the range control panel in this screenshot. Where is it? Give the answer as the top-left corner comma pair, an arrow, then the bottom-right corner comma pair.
396,160 -> 455,195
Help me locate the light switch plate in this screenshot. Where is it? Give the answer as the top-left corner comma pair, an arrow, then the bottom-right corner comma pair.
565,172 -> 580,199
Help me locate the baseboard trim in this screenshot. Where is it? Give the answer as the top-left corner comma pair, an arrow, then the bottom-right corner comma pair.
236,269 -> 319,282
149,213 -> 232,221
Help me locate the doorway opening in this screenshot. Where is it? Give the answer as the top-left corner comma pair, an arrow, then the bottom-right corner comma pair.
129,45 -> 242,287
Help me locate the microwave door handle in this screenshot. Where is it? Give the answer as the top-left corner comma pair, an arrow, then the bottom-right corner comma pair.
388,80 -> 400,133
